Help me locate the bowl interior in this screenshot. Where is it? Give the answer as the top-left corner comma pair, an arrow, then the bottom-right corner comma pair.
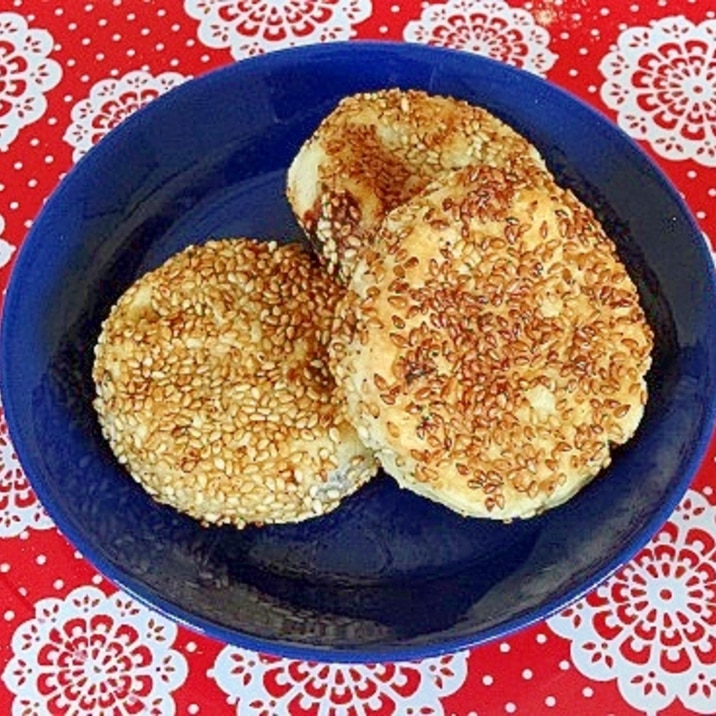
3,43 -> 716,661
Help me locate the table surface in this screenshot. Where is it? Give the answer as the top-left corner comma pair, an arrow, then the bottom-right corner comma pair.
1,1 -> 715,714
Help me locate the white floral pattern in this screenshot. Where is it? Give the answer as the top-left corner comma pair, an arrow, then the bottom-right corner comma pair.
62,70 -> 188,162
403,0 -> 557,76
0,401 -> 53,538
0,12 -> 61,149
0,213 -> 16,268
185,0 -> 372,59
599,16 -> 716,166
548,489 -> 716,715
210,646 -> 469,715
2,586 -> 188,716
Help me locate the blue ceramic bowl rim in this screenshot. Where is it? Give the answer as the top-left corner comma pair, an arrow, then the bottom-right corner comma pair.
2,41 -> 716,662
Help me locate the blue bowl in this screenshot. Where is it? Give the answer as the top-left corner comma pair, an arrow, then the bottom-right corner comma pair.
2,42 -> 716,661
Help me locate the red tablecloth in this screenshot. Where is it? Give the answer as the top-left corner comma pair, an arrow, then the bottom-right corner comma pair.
1,1 -> 715,714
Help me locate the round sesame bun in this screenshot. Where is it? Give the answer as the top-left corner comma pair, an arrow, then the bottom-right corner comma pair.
330,163 -> 654,520
93,239 -> 378,529
287,88 -> 545,282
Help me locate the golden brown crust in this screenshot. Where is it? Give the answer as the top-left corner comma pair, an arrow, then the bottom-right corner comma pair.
330,164 -> 653,519
287,88 -> 545,281
93,239 -> 378,528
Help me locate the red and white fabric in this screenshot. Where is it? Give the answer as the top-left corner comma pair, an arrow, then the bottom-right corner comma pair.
1,1 -> 715,713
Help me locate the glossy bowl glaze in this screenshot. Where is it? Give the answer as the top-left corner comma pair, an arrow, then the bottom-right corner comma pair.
2,42 -> 716,661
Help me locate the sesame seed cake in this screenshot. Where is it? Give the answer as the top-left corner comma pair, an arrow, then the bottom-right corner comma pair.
329,163 -> 654,520
93,238 -> 378,528
286,88 -> 545,282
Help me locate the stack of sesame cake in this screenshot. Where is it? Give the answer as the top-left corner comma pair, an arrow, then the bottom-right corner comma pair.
93,88 -> 653,528
289,89 -> 653,520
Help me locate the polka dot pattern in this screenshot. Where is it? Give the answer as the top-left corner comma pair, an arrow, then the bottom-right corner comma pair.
1,2 -> 715,716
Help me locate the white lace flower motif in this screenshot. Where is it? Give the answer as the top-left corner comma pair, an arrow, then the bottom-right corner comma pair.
63,70 -> 188,162
0,213 -> 16,269
548,488 -> 716,715
0,400 -> 53,538
184,0 -> 372,59
210,645 -> 469,715
403,0 -> 557,76
0,12 -> 62,149
2,586 -> 188,716
599,16 -> 716,166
